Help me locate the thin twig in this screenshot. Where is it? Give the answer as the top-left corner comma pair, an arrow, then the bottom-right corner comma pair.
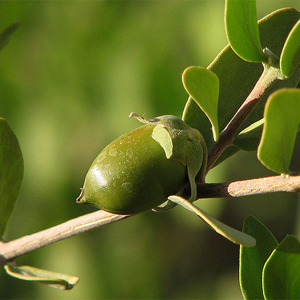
0,210 -> 130,265
0,174 -> 299,265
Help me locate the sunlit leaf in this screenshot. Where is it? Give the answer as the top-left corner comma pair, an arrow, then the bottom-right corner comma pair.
0,22 -> 19,52
182,8 -> 300,167
263,235 -> 300,299
239,215 -> 278,300
225,0 -> 266,63
169,195 -> 256,247
182,67 -> 219,141
280,19 -> 300,78
4,264 -> 79,290
257,89 -> 300,174
0,118 -> 24,237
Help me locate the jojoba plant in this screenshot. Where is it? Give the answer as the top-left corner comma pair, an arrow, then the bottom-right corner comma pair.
1,0 -> 300,298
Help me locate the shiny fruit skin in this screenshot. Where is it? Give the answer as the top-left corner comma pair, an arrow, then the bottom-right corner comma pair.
77,124 -> 188,214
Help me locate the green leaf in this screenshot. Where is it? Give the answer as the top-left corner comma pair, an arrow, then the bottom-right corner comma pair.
257,89 -> 300,174
234,119 -> 264,151
225,0 -> 266,63
4,264 -> 79,290
0,22 -> 19,52
239,215 -> 278,300
182,8 -> 300,167
0,118 -> 24,237
280,19 -> 300,78
263,235 -> 300,299
182,67 -> 219,141
213,145 -> 240,167
169,195 -> 256,247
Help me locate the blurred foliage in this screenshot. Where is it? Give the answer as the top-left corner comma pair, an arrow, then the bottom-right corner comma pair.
0,1 -> 299,299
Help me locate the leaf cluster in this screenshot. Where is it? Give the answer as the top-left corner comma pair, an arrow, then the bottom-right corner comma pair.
181,0 -> 300,297
240,216 -> 300,299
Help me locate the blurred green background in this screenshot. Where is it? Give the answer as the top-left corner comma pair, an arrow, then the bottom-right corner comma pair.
0,0 -> 300,299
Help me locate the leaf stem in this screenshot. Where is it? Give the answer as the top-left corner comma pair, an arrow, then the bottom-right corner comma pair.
1,174 -> 300,265
207,63 -> 282,172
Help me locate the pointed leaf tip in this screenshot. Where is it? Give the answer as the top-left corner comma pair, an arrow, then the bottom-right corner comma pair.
169,195 -> 256,247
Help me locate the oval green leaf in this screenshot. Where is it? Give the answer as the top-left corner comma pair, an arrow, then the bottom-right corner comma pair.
225,0 -> 267,63
182,66 -> 219,141
239,215 -> 278,300
0,118 -> 24,237
4,264 -> 79,290
280,19 -> 300,78
257,89 -> 300,175
263,235 -> 300,299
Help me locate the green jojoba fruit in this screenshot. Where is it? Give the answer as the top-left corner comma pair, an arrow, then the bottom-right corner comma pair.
77,113 -> 207,214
